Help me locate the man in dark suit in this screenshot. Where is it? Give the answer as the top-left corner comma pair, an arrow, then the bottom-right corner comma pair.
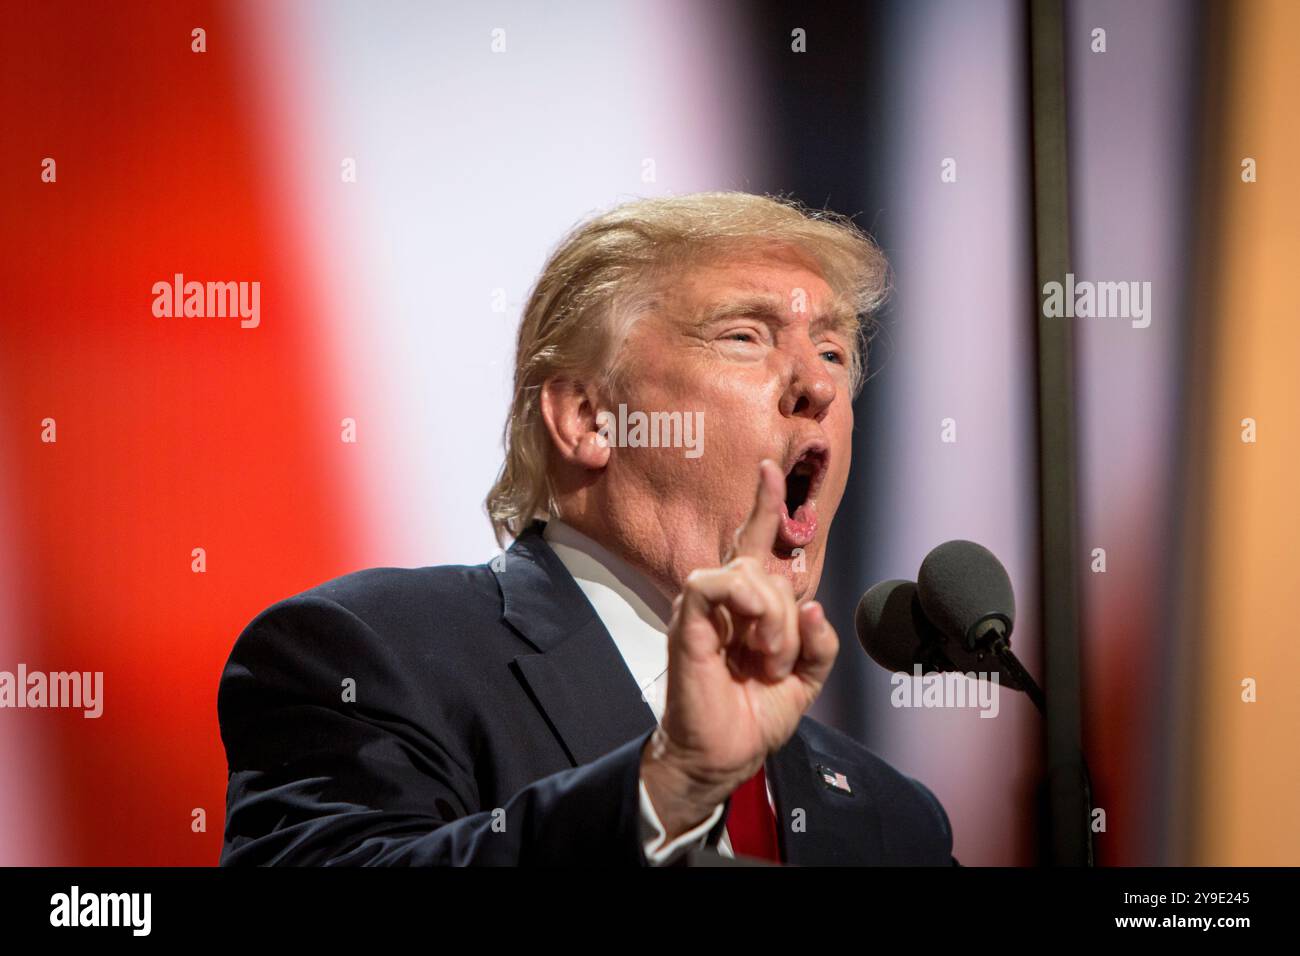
218,193 -> 955,866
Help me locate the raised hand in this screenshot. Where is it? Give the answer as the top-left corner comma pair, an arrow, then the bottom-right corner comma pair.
639,459 -> 840,840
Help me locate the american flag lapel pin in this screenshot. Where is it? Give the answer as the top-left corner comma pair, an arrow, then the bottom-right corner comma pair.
816,764 -> 852,795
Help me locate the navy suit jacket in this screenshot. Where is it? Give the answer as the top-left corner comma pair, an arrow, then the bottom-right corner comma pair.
217,523 -> 954,865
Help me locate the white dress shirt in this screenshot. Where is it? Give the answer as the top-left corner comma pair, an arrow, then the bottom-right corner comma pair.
543,518 -> 774,865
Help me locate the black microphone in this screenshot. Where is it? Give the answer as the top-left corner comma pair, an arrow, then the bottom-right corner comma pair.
914,540 -> 1042,711
856,541 -> 1092,866
916,540 -> 1015,650
855,572 -> 1033,700
854,579 -> 957,674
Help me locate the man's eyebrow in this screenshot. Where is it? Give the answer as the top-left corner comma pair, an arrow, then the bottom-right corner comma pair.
698,292 -> 858,337
697,292 -> 786,323
809,308 -> 859,337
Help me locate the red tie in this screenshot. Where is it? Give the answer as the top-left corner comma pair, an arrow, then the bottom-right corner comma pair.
726,765 -> 781,862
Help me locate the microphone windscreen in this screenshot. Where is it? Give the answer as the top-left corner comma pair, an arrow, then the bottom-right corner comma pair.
916,540 -> 1015,643
855,579 -> 926,672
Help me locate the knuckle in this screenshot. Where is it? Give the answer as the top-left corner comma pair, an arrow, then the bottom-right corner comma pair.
684,569 -> 709,593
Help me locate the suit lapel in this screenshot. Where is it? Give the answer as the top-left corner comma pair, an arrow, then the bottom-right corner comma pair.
496,523 -> 656,766
496,526 -> 886,864
768,719 -> 885,865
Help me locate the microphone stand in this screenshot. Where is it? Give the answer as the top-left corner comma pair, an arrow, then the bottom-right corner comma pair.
913,615 -> 1096,866
990,635 -> 1045,713
989,636 -> 1095,867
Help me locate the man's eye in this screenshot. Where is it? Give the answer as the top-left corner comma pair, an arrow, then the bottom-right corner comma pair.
821,349 -> 844,364
725,331 -> 758,344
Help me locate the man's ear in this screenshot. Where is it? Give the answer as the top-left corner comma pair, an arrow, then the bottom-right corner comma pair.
539,377 -> 611,471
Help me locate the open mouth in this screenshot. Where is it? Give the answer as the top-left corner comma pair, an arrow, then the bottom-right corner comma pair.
777,443 -> 828,551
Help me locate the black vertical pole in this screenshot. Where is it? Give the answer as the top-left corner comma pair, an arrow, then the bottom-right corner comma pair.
1028,0 -> 1090,866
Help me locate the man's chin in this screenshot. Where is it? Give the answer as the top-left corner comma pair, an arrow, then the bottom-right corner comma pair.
766,550 -> 821,601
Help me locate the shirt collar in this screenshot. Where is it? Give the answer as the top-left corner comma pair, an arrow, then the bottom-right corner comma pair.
542,518 -> 672,697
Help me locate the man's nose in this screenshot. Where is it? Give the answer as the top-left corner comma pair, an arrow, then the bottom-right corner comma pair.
779,343 -> 837,420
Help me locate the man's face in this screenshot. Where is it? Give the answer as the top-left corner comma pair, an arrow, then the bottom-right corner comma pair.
596,244 -> 856,602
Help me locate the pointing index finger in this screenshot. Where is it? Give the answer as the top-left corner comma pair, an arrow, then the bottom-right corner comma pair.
730,459 -> 785,560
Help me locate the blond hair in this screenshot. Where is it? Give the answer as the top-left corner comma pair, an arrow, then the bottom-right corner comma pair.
485,191 -> 889,545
